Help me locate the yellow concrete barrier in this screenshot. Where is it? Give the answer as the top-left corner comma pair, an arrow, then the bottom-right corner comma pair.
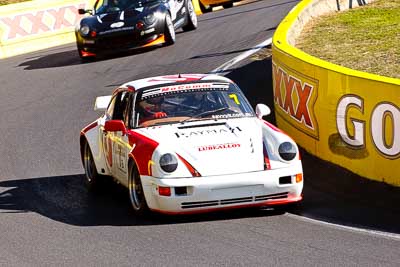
272,0 -> 400,186
192,0 -> 203,15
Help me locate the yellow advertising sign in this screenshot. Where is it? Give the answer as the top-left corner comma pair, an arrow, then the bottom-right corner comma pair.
272,59 -> 319,140
272,45 -> 400,186
272,0 -> 400,186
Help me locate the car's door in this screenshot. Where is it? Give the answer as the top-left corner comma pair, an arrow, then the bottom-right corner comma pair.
111,91 -> 132,186
102,94 -> 118,174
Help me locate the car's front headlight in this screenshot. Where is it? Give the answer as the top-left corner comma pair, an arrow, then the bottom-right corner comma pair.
278,142 -> 297,161
80,25 -> 90,35
144,13 -> 156,25
159,153 -> 178,173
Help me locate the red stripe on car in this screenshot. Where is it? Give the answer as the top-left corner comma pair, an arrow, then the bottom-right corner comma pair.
127,130 -> 159,176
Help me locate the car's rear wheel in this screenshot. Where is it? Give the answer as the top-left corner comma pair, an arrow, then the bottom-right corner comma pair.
83,141 -> 100,190
164,14 -> 176,46
128,161 -> 149,215
182,0 -> 198,31
222,2 -> 234,9
199,1 -> 212,13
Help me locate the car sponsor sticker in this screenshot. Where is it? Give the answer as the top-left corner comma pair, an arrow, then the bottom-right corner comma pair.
198,143 -> 241,152
110,22 -> 124,28
99,26 -> 135,35
175,126 -> 242,138
142,83 -> 230,99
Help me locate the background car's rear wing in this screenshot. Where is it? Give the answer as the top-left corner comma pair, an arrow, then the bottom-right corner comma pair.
94,95 -> 112,111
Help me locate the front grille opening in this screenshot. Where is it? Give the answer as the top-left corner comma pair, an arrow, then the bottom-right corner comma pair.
175,187 -> 187,196
279,176 -> 292,185
182,200 -> 219,209
255,192 -> 288,201
181,192 -> 289,209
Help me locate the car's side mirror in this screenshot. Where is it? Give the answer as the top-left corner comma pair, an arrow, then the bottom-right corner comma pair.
255,104 -> 271,119
94,95 -> 112,111
104,120 -> 126,135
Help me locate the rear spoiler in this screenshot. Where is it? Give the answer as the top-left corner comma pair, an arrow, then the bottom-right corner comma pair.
94,95 -> 112,111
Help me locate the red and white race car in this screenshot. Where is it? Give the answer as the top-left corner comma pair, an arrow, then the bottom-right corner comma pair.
80,74 -> 303,215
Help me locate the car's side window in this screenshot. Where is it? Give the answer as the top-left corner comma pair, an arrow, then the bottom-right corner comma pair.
122,93 -> 133,128
131,93 -> 141,128
112,91 -> 130,121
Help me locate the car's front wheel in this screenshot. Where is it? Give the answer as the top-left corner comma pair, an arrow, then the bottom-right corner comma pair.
164,14 -> 176,46
128,161 -> 149,215
182,0 -> 198,31
83,141 -> 100,190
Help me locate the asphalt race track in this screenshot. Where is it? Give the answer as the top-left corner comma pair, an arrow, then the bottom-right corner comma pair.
0,0 -> 399,265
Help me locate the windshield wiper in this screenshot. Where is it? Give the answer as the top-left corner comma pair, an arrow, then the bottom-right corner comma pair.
180,107 -> 228,123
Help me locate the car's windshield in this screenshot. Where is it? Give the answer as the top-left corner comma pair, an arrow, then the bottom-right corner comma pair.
133,82 -> 255,127
95,0 -> 145,14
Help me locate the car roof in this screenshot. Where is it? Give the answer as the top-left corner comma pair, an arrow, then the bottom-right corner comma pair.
117,74 -> 233,93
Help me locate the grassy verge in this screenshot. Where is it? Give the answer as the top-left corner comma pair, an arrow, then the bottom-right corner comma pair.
296,0 -> 400,79
0,0 -> 30,5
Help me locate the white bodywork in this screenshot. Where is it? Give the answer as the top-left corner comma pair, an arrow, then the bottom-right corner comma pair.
81,74 -> 303,214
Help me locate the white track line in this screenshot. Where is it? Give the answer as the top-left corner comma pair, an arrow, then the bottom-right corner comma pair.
210,37 -> 272,74
286,213 -> 400,241
210,36 -> 400,241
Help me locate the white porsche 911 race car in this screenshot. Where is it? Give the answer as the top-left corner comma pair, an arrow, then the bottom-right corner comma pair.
80,74 -> 303,215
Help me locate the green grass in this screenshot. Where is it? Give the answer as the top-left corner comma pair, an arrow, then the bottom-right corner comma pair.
0,0 -> 30,5
296,0 -> 400,79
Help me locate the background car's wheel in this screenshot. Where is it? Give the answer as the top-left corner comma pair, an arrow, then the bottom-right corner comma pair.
182,0 -> 198,31
164,14 -> 176,46
222,2 -> 233,9
199,0 -> 212,13
83,141 -> 100,190
128,161 -> 149,215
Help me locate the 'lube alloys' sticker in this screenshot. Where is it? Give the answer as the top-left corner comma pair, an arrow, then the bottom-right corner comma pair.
197,143 -> 241,152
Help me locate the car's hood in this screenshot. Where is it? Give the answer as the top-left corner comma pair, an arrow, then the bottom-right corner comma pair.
136,118 -> 265,176
81,8 -> 145,30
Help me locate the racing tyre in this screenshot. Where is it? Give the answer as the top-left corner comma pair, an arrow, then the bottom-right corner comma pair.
128,161 -> 149,215
182,0 -> 198,31
83,141 -> 101,190
164,14 -> 176,46
222,2 -> 233,8
199,1 -> 212,13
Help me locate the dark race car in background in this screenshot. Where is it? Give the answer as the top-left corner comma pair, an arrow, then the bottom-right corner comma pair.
75,0 -> 197,60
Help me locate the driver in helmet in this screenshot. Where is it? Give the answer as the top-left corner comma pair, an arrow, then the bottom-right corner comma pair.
137,96 -> 168,125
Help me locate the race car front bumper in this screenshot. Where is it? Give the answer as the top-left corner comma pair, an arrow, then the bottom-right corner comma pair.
141,161 -> 303,214
76,31 -> 165,56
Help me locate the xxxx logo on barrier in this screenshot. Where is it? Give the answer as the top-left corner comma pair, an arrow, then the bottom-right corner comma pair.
0,3 -> 85,42
272,60 -> 319,139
